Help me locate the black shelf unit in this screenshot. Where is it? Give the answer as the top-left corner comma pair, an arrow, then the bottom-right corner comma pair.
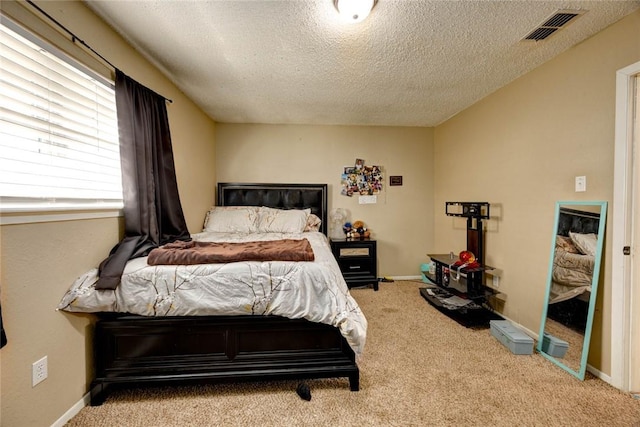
420,202 -> 501,327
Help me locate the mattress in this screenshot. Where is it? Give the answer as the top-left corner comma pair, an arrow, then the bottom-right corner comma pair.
58,231 -> 367,355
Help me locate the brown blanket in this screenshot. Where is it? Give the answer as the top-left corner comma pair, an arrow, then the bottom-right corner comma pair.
147,239 -> 315,265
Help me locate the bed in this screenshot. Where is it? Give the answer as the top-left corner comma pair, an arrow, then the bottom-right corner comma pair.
547,207 -> 600,330
58,183 -> 366,405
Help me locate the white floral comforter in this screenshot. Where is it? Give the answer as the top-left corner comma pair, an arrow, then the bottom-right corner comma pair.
550,247 -> 594,304
58,231 -> 367,355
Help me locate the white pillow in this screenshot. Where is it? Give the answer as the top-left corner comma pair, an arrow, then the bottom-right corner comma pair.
257,207 -> 310,233
203,206 -> 259,233
304,213 -> 322,232
569,232 -> 598,256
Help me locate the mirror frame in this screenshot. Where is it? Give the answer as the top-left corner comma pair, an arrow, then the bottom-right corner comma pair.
537,201 -> 607,380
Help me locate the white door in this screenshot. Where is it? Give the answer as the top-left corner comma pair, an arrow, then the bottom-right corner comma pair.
632,75 -> 640,393
612,62 -> 640,393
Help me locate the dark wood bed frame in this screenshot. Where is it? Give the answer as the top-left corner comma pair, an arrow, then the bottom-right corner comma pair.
89,183 -> 359,406
556,207 -> 601,238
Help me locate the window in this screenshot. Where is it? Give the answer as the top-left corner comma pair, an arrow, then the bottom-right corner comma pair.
0,18 -> 121,213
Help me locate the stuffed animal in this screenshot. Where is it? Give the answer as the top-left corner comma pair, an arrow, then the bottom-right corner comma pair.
345,220 -> 371,239
342,221 -> 352,235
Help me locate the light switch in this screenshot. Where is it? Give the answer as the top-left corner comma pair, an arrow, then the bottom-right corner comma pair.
575,176 -> 586,192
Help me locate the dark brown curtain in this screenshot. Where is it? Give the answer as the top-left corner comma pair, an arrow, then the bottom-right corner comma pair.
96,69 -> 190,290
1,302 -> 6,349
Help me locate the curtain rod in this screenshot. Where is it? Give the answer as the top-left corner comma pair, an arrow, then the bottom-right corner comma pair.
25,0 -> 173,103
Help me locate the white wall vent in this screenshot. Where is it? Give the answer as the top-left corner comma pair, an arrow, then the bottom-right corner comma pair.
522,10 -> 586,41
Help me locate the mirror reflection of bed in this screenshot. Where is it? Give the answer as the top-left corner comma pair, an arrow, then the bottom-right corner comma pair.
539,203 -> 606,378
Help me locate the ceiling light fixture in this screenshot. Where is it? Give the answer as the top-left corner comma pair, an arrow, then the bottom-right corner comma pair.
334,0 -> 377,24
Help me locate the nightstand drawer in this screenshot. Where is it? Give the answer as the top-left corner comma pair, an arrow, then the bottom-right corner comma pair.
338,247 -> 371,257
337,258 -> 374,276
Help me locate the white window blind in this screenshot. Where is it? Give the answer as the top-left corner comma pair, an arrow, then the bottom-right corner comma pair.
0,19 -> 122,213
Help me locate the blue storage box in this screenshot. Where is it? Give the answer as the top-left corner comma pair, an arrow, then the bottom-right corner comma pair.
541,333 -> 569,358
420,263 -> 433,284
490,320 -> 534,355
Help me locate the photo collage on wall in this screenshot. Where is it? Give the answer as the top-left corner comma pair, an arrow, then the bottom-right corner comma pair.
341,158 -> 383,196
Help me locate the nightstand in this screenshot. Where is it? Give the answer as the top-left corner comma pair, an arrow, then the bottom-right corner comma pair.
330,238 -> 378,291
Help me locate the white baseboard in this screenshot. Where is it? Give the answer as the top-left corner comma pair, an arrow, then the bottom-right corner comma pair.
587,364 -> 611,384
499,314 -> 539,340
389,275 -> 422,281
51,392 -> 90,427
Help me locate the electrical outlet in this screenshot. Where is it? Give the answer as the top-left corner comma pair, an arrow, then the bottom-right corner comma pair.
492,275 -> 500,288
32,356 -> 48,387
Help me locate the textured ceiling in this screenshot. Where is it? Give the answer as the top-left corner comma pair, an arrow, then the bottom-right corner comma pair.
85,0 -> 640,127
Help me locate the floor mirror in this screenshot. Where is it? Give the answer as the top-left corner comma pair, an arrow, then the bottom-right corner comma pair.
537,201 -> 607,380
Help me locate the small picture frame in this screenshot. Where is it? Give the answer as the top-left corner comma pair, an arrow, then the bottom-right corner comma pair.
390,175 -> 403,186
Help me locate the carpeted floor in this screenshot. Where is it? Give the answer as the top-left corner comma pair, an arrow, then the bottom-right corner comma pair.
66,281 -> 640,426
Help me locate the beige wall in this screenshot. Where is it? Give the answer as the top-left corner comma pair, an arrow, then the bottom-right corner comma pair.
1,1 -> 638,424
215,124 -> 435,277
0,1 -> 216,426
433,10 -> 640,376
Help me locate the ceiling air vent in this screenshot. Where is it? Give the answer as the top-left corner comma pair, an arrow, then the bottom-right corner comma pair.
522,10 -> 585,41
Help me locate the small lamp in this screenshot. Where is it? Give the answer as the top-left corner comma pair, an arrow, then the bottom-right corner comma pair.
334,0 -> 377,24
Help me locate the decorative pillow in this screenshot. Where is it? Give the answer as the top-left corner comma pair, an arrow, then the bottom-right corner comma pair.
569,232 -> 598,256
304,213 -> 322,232
257,207 -> 310,233
202,206 -> 259,233
556,235 -> 580,254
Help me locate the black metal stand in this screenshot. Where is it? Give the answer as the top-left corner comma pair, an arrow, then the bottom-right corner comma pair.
445,202 -> 490,264
420,202 -> 500,328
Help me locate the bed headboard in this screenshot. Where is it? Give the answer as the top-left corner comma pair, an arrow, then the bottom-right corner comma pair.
217,183 -> 328,235
557,207 -> 601,237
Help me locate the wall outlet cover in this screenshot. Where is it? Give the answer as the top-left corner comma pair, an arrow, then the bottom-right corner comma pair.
32,356 -> 48,387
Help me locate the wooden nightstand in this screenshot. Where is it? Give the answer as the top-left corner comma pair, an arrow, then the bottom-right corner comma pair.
330,238 -> 378,291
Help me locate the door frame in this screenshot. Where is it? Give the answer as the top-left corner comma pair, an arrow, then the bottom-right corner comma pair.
612,60 -> 640,392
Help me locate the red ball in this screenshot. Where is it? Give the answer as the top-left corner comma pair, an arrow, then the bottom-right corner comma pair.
459,251 -> 476,264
